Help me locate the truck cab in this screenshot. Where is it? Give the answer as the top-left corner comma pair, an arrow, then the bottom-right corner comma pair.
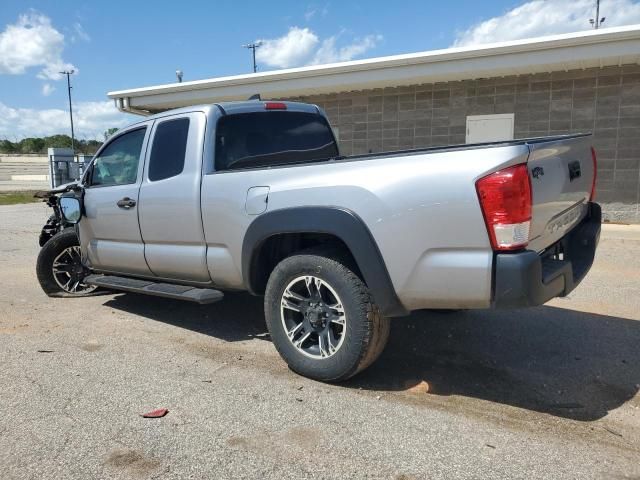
79,102 -> 338,286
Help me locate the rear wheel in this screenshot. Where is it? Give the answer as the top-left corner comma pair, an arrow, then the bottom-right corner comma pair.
264,252 -> 390,382
36,228 -> 98,297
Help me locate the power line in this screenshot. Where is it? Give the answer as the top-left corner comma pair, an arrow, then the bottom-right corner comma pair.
243,41 -> 263,73
59,70 -> 76,152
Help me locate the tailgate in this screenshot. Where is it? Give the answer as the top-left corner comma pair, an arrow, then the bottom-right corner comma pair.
526,134 -> 595,252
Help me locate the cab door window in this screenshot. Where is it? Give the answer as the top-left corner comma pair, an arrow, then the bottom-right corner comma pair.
90,127 -> 146,186
148,118 -> 190,181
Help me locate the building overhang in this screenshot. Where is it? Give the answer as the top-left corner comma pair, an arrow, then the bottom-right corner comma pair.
108,25 -> 640,115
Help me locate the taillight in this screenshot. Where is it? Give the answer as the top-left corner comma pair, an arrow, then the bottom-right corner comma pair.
590,146 -> 597,201
476,163 -> 532,251
265,102 -> 287,110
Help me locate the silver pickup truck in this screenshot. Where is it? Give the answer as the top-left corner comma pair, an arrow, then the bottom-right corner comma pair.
36,100 -> 601,381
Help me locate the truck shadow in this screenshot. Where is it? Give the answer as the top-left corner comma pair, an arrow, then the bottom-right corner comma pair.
349,306 -> 640,421
104,291 -> 268,342
104,293 -> 639,421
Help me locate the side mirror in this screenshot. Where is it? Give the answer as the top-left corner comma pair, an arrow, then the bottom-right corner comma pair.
60,196 -> 82,224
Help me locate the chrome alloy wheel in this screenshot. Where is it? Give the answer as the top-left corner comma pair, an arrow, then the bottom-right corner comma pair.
280,275 -> 347,359
52,246 -> 97,295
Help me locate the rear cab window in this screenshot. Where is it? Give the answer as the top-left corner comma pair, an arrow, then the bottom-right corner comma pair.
214,111 -> 338,171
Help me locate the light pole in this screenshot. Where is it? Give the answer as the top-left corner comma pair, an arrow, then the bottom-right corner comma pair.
243,41 -> 263,73
590,0 -> 606,29
59,70 -> 76,152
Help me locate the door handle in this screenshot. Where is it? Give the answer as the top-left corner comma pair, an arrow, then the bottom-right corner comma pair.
117,197 -> 136,209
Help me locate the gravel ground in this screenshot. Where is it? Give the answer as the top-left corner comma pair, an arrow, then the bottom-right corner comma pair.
1,203 -> 639,480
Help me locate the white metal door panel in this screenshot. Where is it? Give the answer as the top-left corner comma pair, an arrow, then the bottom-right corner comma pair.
466,114 -> 514,143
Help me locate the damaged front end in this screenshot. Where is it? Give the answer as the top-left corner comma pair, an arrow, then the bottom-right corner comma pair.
34,183 -> 81,247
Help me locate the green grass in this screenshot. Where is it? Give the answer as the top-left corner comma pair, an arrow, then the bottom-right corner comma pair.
0,191 -> 41,206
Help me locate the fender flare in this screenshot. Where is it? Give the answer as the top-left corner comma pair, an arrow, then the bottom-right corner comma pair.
241,206 -> 408,317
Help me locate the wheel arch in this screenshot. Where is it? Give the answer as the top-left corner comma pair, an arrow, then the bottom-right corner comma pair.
242,206 -> 408,317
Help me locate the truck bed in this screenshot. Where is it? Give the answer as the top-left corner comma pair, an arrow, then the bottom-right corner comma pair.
342,132 -> 595,253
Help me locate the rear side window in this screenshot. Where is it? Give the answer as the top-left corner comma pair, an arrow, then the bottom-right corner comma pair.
148,118 -> 190,181
214,111 -> 338,171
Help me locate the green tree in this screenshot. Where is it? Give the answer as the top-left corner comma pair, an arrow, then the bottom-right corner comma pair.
0,135 -> 103,155
104,128 -> 119,140
19,137 -> 46,154
43,135 -> 73,149
0,139 -> 16,153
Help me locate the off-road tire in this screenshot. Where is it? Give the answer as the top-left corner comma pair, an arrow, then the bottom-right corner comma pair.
264,251 -> 390,382
36,228 -> 97,297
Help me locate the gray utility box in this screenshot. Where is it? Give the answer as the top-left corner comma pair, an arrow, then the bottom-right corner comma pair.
48,149 -> 94,188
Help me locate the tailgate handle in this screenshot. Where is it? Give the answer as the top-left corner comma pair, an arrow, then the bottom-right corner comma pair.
117,197 -> 136,209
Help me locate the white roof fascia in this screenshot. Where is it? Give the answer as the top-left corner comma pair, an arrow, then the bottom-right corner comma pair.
109,25 -> 640,114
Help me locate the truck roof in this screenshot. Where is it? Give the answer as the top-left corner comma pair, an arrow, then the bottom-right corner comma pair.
128,100 -> 321,125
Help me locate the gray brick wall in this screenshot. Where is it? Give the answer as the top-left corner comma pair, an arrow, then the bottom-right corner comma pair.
289,65 -> 640,222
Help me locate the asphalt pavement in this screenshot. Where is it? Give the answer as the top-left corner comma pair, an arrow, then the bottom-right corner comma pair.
1,203 -> 639,479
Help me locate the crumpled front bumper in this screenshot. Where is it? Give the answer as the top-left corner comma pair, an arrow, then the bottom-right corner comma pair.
492,202 -> 601,308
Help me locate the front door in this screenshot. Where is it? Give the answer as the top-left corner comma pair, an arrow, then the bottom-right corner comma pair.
79,124 -> 153,276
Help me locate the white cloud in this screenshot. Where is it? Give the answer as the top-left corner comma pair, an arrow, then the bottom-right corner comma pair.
0,101 -> 131,140
454,0 -> 640,47
41,83 -> 55,96
256,27 -> 319,69
72,22 -> 90,43
312,34 -> 382,64
304,4 -> 329,21
255,27 -> 381,69
0,11 -> 77,80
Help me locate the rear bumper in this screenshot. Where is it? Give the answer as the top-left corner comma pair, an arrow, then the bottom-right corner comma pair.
492,202 -> 601,308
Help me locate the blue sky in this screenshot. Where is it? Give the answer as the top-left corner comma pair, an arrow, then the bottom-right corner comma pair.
2,0 -> 640,139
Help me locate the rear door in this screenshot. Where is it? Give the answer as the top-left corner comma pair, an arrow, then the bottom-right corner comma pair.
526,135 -> 596,252
137,112 -> 211,283
80,124 -> 153,276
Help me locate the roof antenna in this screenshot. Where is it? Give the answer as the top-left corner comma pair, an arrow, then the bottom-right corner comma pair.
248,93 -> 261,100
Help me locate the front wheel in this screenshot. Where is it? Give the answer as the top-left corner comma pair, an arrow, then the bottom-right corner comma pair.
264,252 -> 390,382
36,228 -> 98,297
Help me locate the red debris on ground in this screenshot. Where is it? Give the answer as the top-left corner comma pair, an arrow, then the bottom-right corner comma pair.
140,408 -> 169,418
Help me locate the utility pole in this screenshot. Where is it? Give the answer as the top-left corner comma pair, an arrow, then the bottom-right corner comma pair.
590,0 -> 606,29
59,70 -> 76,152
243,41 -> 263,73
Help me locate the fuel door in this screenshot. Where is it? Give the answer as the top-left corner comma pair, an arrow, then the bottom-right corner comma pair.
245,186 -> 270,215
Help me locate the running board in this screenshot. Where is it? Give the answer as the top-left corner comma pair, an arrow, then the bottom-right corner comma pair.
84,275 -> 224,304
